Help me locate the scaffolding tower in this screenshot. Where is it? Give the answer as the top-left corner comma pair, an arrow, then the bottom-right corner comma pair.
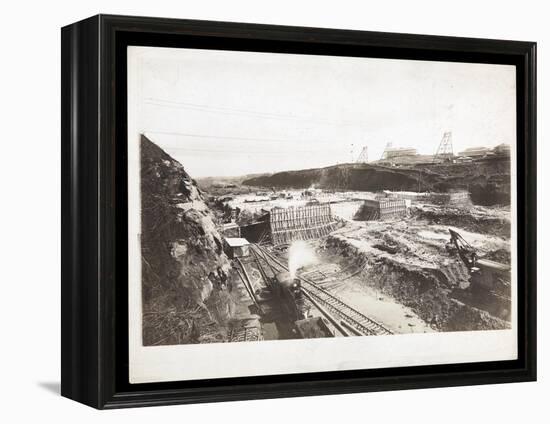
433,132 -> 454,162
356,146 -> 369,163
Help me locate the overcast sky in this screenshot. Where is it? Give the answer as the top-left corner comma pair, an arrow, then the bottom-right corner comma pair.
128,46 -> 516,178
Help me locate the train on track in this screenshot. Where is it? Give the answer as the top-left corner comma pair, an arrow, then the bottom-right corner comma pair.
272,270 -> 336,338
251,243 -> 393,337
273,271 -> 306,322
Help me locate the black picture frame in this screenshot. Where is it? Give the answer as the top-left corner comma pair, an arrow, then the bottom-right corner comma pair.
61,14 -> 537,409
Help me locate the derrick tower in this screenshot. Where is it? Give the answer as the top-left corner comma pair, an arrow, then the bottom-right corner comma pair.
433,131 -> 454,162
356,146 -> 369,163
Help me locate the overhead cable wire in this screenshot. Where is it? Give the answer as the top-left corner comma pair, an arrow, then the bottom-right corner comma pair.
144,97 -> 369,128
144,130 -> 344,146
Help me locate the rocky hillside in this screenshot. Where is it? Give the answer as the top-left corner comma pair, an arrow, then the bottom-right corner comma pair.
243,158 -> 511,205
140,135 -> 231,346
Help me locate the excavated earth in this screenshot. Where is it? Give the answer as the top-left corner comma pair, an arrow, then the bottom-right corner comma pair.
410,204 -> 511,239
322,217 -> 512,332
141,135 -> 512,342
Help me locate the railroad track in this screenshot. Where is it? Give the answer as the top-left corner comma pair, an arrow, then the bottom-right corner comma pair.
252,244 -> 393,336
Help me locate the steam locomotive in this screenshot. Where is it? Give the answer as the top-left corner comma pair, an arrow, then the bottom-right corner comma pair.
273,271 -> 334,338
273,271 -> 305,322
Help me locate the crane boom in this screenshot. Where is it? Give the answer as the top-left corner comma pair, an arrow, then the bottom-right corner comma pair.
446,228 -> 511,296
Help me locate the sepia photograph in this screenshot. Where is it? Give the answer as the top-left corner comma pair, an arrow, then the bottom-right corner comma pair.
126,45 -> 517,382
55,8 -> 538,410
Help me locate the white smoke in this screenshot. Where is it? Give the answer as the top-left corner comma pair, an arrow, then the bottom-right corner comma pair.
288,240 -> 319,279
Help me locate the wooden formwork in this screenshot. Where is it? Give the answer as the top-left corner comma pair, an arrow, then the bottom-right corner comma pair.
447,191 -> 471,206
269,204 -> 337,245
427,190 -> 471,207
362,198 -> 407,220
379,199 -> 407,219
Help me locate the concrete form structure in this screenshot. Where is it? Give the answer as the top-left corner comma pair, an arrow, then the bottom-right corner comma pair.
382,190 -> 472,206
374,191 -> 418,209
375,190 -> 470,207
231,203 -> 338,245
428,190 -> 471,207
361,198 -> 407,220
269,204 -> 337,245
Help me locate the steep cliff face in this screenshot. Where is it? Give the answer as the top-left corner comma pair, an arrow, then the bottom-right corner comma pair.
140,135 -> 231,345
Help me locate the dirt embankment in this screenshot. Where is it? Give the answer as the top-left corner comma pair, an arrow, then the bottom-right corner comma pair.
242,158 -> 511,206
414,159 -> 511,205
243,164 -> 424,191
140,135 -> 232,346
324,223 -> 510,332
411,204 -> 511,238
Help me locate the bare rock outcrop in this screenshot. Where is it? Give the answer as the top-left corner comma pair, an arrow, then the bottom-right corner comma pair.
140,135 -> 230,345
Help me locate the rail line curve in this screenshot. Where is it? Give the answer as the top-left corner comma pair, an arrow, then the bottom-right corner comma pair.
252,244 -> 393,336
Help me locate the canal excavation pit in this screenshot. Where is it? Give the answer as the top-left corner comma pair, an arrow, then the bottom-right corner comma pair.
141,136 -> 513,345
322,220 -> 512,332
221,209 -> 513,340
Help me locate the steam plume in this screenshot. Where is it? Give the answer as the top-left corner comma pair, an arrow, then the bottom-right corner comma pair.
288,241 -> 319,279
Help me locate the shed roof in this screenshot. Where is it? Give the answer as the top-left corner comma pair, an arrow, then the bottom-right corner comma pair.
222,222 -> 239,230
225,237 -> 250,247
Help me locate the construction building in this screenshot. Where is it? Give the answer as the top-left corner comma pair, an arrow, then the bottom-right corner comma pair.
457,146 -> 489,158
224,238 -> 251,259
446,191 -> 471,206
376,142 -> 422,165
382,147 -> 418,161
